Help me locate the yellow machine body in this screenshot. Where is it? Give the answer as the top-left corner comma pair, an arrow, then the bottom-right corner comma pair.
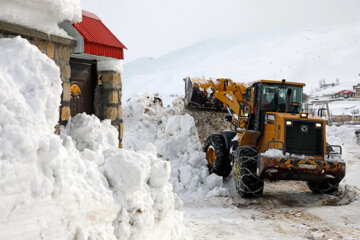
184,77 -> 345,183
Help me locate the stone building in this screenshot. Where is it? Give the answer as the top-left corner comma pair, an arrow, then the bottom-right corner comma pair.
353,83 -> 360,98
0,10 -> 126,147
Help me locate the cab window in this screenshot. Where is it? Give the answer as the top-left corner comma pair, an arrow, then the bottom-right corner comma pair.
261,84 -> 303,113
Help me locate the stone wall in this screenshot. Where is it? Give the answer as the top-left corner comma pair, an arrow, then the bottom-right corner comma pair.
0,21 -> 124,147
0,21 -> 74,127
95,71 -> 123,148
34,40 -> 72,126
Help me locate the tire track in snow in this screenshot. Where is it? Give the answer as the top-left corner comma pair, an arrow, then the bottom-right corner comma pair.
231,180 -> 360,239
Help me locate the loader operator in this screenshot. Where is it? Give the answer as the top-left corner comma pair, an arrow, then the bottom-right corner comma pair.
268,92 -> 285,112
267,87 -> 299,113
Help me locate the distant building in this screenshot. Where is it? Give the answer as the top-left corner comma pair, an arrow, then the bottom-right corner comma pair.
334,115 -> 352,122
334,90 -> 356,98
353,83 -> 360,97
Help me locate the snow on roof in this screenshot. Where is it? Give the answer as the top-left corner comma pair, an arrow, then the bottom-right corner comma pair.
335,90 -> 356,94
0,0 -> 81,37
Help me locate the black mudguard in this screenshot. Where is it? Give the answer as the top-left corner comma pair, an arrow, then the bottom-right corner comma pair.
220,130 -> 237,150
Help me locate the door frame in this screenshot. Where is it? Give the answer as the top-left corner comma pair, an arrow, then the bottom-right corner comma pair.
69,57 -> 97,116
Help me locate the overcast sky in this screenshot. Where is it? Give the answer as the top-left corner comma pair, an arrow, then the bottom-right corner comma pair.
81,0 -> 360,62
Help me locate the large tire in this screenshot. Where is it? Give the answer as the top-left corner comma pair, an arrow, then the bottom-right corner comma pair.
307,181 -> 339,194
233,146 -> 264,198
203,134 -> 232,177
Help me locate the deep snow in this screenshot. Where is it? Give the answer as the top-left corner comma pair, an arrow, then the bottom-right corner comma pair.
122,92 -> 360,239
122,94 -> 228,201
2,26 -> 360,240
0,37 -> 186,240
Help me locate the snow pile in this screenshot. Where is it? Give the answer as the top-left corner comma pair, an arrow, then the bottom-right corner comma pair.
326,125 -> 357,145
0,0 -> 81,36
0,36 -> 116,239
327,125 -> 360,198
64,114 -> 187,240
123,94 -> 229,201
0,37 -> 186,239
63,114 -> 118,167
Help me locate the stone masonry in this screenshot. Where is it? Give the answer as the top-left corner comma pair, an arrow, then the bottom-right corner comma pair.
0,21 -> 124,147
95,71 -> 123,148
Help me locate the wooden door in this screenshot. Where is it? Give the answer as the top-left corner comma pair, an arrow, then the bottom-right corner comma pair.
69,58 -> 96,117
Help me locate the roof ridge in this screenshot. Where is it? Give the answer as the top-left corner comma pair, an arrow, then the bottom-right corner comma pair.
82,10 -> 101,21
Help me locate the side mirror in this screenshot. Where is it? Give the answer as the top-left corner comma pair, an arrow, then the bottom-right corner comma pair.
246,88 -> 252,101
224,115 -> 233,122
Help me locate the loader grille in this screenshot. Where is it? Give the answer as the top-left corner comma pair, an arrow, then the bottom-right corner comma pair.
285,120 -> 324,156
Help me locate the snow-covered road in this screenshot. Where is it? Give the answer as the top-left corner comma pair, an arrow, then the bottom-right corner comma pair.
185,145 -> 360,240
122,94 -> 360,239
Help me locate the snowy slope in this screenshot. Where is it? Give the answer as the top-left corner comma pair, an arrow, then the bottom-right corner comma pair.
123,23 -> 360,104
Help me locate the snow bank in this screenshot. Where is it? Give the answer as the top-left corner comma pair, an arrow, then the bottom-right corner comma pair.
327,125 -> 357,145
0,0 -> 81,36
0,37 -> 186,239
65,114 -> 118,152
327,125 -> 360,200
65,114 -> 187,239
0,36 -> 116,239
123,94 -> 229,202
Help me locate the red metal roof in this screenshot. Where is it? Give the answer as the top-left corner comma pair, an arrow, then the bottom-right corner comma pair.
336,90 -> 356,94
73,10 -> 127,59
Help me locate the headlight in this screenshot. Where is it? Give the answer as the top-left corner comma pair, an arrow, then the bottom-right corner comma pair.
315,122 -> 322,128
301,113 -> 308,118
286,120 -> 292,126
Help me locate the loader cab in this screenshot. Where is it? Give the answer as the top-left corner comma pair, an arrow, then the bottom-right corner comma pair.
248,80 -> 305,132
261,83 -> 303,113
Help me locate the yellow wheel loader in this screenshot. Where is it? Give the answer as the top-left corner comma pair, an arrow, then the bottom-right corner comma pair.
184,77 -> 345,198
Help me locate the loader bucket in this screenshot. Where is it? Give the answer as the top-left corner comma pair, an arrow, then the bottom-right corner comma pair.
184,77 -> 225,111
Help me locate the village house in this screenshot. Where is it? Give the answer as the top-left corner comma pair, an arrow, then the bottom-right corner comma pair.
353,82 -> 360,98
333,90 -> 356,98
0,10 -> 126,147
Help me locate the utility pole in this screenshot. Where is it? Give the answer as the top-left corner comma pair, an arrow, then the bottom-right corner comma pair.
326,102 -> 332,126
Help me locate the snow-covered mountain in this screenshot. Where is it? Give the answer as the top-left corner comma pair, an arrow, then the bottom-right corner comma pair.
123,23 -> 360,104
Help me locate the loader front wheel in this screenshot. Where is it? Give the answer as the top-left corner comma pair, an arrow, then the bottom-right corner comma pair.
307,181 -> 339,194
204,134 -> 232,177
233,147 -> 264,198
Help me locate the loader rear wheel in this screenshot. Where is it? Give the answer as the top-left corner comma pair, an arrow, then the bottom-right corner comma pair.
204,134 -> 232,177
307,181 -> 339,194
233,147 -> 264,198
